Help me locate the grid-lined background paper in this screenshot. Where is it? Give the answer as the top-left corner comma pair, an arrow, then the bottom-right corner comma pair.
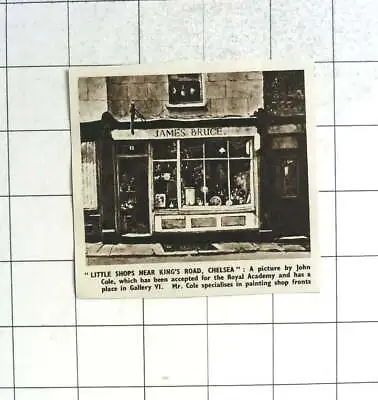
1,0 -> 378,399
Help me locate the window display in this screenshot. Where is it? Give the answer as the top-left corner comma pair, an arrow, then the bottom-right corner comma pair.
152,138 -> 254,209
153,162 -> 178,209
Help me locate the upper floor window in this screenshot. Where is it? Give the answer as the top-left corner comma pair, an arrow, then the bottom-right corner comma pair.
168,74 -> 204,106
263,70 -> 305,116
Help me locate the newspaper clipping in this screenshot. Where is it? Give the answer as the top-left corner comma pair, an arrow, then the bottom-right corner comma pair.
69,60 -> 319,299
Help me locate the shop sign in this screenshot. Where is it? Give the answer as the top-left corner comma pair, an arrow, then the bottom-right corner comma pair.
112,125 -> 259,141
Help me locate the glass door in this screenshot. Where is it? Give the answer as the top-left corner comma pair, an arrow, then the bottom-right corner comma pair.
117,156 -> 150,235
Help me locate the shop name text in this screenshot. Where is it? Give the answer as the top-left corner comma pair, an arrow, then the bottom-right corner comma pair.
154,127 -> 225,138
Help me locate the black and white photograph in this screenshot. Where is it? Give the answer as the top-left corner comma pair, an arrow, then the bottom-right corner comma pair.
70,61 -> 319,298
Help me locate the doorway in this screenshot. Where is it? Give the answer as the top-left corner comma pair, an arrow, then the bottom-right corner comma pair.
116,156 -> 150,235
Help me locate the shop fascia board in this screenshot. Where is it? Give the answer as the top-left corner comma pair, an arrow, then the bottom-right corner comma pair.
79,110 -> 305,143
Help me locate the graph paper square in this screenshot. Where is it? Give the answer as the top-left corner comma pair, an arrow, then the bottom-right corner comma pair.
338,383 -> 378,400
208,324 -> 272,385
334,0 -> 378,61
337,192 -> 378,256
15,388 -> 77,400
335,63 -> 378,125
271,0 -> 332,60
146,387 -> 207,400
0,5 -> 5,67
274,258 -> 336,323
204,0 -> 270,60
0,390 -> 14,400
2,0 -> 378,398
79,388 -> 143,400
144,325 -> 208,386
274,323 -> 336,384
336,127 -> 378,191
7,3 -> 68,66
77,326 -> 144,386
7,67 -> 69,131
317,192 -> 336,256
140,0 -> 203,63
0,72 -> 6,131
314,64 -> 335,126
274,384 -> 336,400
10,196 -> 73,261
0,328 -> 13,387
316,127 -> 335,191
338,323 -> 378,382
210,386 -> 273,400
0,134 -> 8,195
144,297 -> 207,325
69,2 -> 139,65
207,294 -> 272,323
12,261 -> 76,326
9,131 -> 71,196
0,263 -> 11,326
337,257 -> 378,322
13,327 -> 77,387
77,297 -> 143,326
0,198 -> 10,261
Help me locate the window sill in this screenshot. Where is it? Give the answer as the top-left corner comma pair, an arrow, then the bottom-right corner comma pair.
166,102 -> 207,111
154,205 -> 255,215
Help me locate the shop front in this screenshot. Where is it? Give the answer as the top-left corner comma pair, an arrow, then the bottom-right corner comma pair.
81,114 -> 265,242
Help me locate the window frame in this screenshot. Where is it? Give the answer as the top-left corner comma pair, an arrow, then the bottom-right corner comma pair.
166,73 -> 207,109
152,137 -> 256,212
274,155 -> 300,199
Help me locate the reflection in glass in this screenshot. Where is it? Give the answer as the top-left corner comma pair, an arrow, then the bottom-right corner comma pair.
153,140 -> 177,160
229,138 -> 251,158
230,160 -> 251,205
150,138 -> 254,209
280,159 -> 298,197
181,161 -> 204,206
180,140 -> 203,159
205,161 -> 228,205
205,139 -> 228,158
153,162 -> 177,208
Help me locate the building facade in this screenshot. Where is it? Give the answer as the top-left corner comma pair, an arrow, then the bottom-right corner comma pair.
79,70 -> 309,244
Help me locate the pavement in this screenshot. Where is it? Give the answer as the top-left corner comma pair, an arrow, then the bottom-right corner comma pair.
86,239 -> 309,258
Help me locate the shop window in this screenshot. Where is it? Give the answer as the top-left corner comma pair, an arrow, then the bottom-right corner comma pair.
168,74 -> 204,106
153,141 -> 178,209
81,142 -> 98,210
152,138 -> 254,209
180,139 -> 253,207
230,159 -> 251,205
152,140 -> 177,160
276,159 -> 299,197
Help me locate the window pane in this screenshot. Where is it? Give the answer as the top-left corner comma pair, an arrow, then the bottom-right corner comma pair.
230,160 -> 251,205
117,142 -> 148,155
205,160 -> 228,206
205,139 -> 228,158
180,139 -> 203,159
152,140 -> 177,159
181,161 -> 204,206
229,138 -> 251,158
279,159 -> 298,197
153,162 -> 177,209
169,74 -> 202,105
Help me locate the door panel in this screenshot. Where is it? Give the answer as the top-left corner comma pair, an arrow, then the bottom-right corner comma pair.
117,157 -> 150,235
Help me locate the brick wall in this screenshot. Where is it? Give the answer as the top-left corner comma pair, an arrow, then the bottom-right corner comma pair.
106,72 -> 264,120
78,71 -> 306,123
79,77 -> 108,122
